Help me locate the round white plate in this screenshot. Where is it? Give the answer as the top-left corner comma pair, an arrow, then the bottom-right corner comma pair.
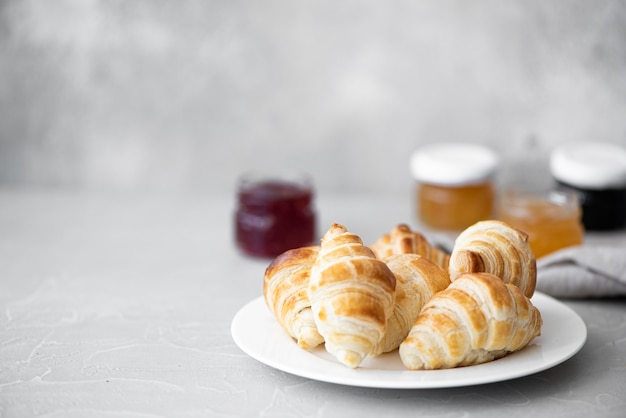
231,293 -> 586,389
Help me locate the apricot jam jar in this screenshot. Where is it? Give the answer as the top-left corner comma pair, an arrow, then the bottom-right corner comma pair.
550,142 -> 626,231
499,189 -> 584,258
410,143 -> 499,231
235,172 -> 317,258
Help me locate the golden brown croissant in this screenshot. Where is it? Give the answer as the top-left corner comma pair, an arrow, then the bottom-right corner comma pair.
370,254 -> 451,355
448,220 -> 537,298
370,224 -> 450,272
399,272 -> 542,370
264,246 -> 324,349
308,223 -> 396,368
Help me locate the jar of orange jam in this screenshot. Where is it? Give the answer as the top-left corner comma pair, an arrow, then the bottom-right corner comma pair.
410,143 -> 499,231
498,189 -> 584,258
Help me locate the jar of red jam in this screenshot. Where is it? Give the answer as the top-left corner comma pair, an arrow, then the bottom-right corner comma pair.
550,142 -> 626,231
235,172 -> 317,258
410,143 -> 499,231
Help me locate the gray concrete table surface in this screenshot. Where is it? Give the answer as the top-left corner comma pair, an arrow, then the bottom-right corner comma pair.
0,189 -> 624,418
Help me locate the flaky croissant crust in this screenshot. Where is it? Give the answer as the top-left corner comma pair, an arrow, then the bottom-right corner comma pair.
262,220 -> 542,370
370,253 -> 451,355
264,246 -> 324,349
449,220 -> 537,298
370,224 -> 450,272
399,272 -> 542,370
308,223 -> 396,368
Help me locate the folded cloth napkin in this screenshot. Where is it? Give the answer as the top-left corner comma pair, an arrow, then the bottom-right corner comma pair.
536,245 -> 626,298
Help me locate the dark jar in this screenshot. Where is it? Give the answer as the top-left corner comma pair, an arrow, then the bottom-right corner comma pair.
550,142 -> 626,231
234,172 -> 317,258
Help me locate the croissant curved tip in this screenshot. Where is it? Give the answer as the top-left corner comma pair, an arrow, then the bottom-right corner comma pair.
297,329 -> 324,350
320,223 -> 348,241
398,344 -> 426,370
329,223 -> 348,233
335,349 -> 365,369
450,249 -> 484,279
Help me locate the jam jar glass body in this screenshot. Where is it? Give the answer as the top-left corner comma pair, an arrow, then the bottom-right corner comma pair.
411,143 -> 499,231
498,189 -> 584,258
235,172 -> 317,258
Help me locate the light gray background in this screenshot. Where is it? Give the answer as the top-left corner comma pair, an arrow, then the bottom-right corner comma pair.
1,0 -> 625,195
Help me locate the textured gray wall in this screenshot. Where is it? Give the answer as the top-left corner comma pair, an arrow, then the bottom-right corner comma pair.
1,0 -> 625,195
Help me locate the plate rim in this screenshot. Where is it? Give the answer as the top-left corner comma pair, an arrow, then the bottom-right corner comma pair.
231,292 -> 587,389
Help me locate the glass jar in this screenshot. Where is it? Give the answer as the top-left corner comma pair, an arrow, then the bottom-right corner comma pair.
499,189 -> 584,258
410,143 -> 499,231
550,142 -> 626,231
234,172 -> 317,258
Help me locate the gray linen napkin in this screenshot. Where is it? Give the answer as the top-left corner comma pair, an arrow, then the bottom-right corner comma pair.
536,245 -> 626,298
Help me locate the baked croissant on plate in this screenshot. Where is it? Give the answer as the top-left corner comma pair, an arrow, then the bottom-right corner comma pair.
264,246 -> 324,349
370,224 -> 450,272
449,220 -> 537,298
399,272 -> 542,370
309,223 -> 396,368
370,254 -> 451,355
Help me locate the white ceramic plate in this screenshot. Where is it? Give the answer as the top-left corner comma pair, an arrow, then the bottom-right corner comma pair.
231,293 -> 586,389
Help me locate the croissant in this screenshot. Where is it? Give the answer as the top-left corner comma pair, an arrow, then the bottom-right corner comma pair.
399,272 -> 542,370
264,246 -> 324,349
449,220 -> 537,298
370,254 -> 451,355
370,224 -> 450,272
309,223 -> 396,368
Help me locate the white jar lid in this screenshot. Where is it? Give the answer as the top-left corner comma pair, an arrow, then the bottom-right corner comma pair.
410,143 -> 499,186
550,142 -> 626,189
